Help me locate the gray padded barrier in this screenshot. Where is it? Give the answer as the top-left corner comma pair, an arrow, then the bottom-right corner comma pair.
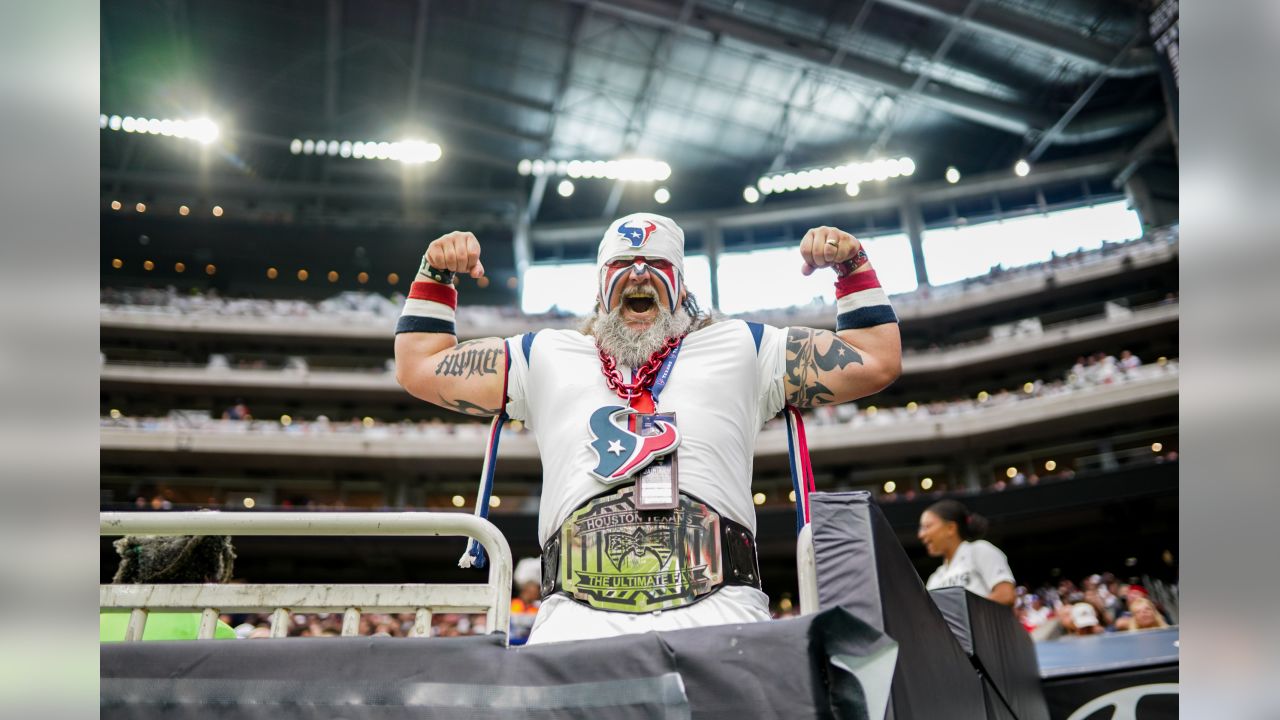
810,491 -> 988,720
102,606 -> 897,720
931,587 -> 1051,720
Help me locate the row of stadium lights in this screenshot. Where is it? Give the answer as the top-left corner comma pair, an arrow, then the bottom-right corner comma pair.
109,200 -> 223,217
289,137 -> 442,163
740,158 -> 1031,203
100,114 -> 220,145
106,260 -> 513,290
107,260 -> 397,286
518,158 -> 675,205
522,155 -> 1030,206
102,111 -> 1034,197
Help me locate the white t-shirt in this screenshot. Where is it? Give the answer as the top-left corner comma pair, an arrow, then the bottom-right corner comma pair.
503,320 -> 789,643
924,540 -> 1015,598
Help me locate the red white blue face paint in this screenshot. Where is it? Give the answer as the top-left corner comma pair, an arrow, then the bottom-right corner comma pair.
600,257 -> 682,313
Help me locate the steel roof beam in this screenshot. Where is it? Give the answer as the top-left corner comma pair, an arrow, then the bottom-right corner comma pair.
874,0 -> 1157,77
406,0 -> 430,115
602,0 -> 696,217
576,0 -> 1151,143
324,0 -> 342,124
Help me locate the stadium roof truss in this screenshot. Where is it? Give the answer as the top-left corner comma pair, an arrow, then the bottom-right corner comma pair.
101,0 -> 1167,225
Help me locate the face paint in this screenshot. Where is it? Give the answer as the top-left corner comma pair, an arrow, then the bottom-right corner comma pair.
600,257 -> 682,313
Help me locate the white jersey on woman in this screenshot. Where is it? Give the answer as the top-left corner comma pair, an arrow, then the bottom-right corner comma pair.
502,319 -> 789,644
924,540 -> 1015,598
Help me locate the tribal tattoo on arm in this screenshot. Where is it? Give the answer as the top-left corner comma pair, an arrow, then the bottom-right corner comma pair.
785,327 -> 864,407
436,393 -> 502,417
434,339 -> 503,379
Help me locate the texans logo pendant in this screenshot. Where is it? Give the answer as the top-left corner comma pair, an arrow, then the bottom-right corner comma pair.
587,405 -> 681,484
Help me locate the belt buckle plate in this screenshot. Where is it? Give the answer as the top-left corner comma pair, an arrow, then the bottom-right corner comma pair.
559,486 -> 723,613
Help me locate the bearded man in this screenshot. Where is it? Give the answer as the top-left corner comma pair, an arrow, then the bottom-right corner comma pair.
395,212 -> 901,644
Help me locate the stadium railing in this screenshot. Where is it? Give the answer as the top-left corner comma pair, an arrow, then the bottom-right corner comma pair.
100,511 -> 513,643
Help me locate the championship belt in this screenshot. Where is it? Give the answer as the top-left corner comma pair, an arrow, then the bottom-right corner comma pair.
542,485 -> 761,614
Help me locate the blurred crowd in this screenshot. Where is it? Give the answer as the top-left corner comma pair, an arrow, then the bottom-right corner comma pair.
218,611 -> 489,639
1017,571 -> 1177,640
777,349 -> 1175,430
102,351 -> 1178,441
101,229 -> 1176,328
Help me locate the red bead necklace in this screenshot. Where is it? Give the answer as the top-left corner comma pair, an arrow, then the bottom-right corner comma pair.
597,335 -> 682,400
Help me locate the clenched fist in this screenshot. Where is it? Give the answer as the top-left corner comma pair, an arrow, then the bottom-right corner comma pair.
425,231 -> 486,279
798,226 -> 861,276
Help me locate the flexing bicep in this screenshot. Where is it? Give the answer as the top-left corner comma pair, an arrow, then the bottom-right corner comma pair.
783,325 -> 900,407
395,335 -> 507,417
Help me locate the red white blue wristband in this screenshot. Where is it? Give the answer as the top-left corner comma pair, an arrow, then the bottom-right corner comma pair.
396,280 -> 458,335
835,268 -> 897,330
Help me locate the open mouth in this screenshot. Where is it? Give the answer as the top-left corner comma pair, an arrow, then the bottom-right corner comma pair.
623,296 -> 656,314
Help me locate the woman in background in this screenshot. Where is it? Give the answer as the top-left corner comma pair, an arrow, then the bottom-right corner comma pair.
1122,597 -> 1170,632
917,499 -> 1016,606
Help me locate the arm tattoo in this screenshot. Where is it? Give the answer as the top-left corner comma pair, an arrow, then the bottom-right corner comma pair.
434,339 -> 503,379
437,392 -> 501,417
785,328 -> 864,407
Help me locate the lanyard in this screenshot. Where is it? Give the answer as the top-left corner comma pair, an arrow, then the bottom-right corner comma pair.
628,338 -> 683,415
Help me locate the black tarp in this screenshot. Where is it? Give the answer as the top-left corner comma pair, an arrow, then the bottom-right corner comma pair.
102,606 -> 898,720
931,587 -> 1051,720
809,492 -> 988,720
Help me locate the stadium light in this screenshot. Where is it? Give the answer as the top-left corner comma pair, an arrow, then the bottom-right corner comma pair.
1014,159 -> 1031,177
291,136 -> 442,164
517,157 -> 672,183
945,166 -> 961,184
883,481 -> 896,493
557,179 -> 575,197
103,113 -> 221,145
654,187 -> 670,204
743,186 -> 760,203
920,478 -> 934,490
757,156 -> 915,197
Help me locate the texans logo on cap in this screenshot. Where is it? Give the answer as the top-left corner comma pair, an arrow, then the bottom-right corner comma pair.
587,405 -> 680,483
617,220 -> 657,248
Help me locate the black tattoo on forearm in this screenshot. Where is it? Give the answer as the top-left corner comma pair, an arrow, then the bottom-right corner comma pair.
434,340 -> 502,379
785,327 -> 864,407
437,392 -> 501,417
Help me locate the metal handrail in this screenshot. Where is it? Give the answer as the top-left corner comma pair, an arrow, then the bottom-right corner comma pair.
100,511 -> 512,643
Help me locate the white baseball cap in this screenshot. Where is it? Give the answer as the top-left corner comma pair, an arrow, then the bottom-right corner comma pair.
1071,602 -> 1100,628
513,557 -> 541,589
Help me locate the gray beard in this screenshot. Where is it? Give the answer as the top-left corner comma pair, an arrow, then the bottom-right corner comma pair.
592,299 -> 693,368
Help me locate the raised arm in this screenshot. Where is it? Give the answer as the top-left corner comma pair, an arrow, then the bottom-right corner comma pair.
393,232 -> 507,417
783,226 -> 903,408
